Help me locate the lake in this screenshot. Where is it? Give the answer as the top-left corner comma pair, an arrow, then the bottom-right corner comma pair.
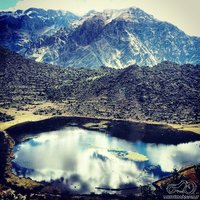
12,126 -> 200,194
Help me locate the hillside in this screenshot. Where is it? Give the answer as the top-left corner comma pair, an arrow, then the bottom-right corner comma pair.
63,62 -> 200,123
0,47 -> 199,124
0,7 -> 199,68
0,47 -> 110,109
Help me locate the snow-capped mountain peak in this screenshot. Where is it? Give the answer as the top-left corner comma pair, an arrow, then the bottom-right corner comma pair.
0,7 -> 199,68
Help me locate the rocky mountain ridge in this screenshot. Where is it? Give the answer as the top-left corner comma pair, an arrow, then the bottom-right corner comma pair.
0,8 -> 79,53
0,7 -> 199,68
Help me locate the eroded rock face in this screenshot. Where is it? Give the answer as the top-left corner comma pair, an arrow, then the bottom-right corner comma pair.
0,8 -> 79,53
1,7 -> 199,68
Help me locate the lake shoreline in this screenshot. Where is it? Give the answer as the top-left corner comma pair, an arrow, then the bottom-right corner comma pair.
1,116 -> 200,199
1,105 -> 200,134
5,116 -> 200,145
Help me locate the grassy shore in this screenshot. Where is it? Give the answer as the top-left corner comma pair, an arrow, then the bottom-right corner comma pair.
1,102 -> 200,134
169,123 -> 200,134
0,102 -> 66,131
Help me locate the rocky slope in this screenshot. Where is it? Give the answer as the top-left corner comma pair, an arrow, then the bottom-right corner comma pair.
0,48 -> 199,123
0,7 -> 199,68
74,62 -> 200,123
0,47 -> 109,107
0,8 -> 79,54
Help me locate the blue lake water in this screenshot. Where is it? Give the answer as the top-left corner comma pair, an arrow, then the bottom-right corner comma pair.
12,127 -> 200,194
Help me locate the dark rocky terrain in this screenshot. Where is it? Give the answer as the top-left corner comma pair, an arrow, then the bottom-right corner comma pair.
0,47 -> 199,124
71,62 -> 200,123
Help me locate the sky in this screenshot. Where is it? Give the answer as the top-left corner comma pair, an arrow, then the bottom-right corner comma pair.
0,0 -> 199,36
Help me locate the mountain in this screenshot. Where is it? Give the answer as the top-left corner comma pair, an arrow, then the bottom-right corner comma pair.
0,7 -> 199,68
0,47 -> 110,107
0,48 -> 199,123
62,61 -> 200,123
0,8 -> 79,53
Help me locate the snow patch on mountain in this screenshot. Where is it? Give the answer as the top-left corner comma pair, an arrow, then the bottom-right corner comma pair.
0,7 -> 199,68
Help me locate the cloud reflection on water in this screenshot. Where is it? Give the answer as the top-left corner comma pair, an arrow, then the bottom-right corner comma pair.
146,141 -> 200,172
13,127 -> 200,194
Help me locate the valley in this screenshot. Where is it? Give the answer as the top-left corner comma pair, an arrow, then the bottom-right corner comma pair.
0,5 -> 200,199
